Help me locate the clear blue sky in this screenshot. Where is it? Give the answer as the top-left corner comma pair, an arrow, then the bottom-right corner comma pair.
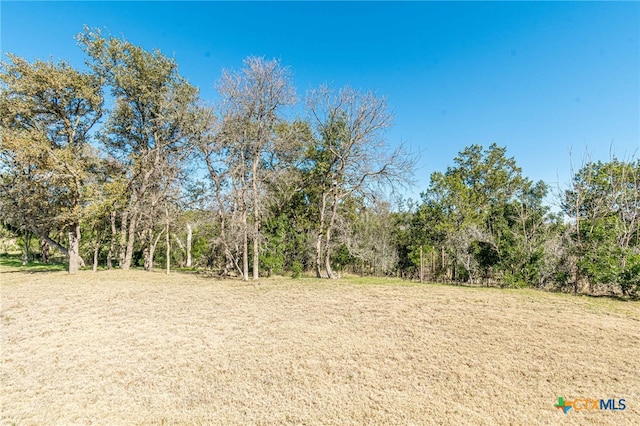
2,1 -> 639,207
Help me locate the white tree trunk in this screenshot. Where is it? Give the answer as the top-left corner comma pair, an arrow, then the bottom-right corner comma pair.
315,192 -> 327,278
324,187 -> 340,279
92,243 -> 99,272
68,223 -> 81,275
242,210 -> 249,281
165,207 -> 171,275
252,156 -> 260,280
186,223 -> 192,268
107,210 -> 116,269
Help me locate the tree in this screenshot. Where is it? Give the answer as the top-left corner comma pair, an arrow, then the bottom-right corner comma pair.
81,157 -> 127,271
420,144 -> 548,285
563,158 -> 640,296
305,85 -> 414,278
0,54 -> 103,273
79,28 -> 210,270
400,199 -> 446,280
212,57 -> 296,280
498,180 -> 550,286
342,199 -> 399,276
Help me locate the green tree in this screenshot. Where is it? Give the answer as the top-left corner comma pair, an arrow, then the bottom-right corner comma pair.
563,158 -> 640,296
420,144 -> 548,285
0,54 -> 103,273
79,28 -> 211,271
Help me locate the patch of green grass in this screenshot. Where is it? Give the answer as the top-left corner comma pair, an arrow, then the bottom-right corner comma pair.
0,254 -> 67,272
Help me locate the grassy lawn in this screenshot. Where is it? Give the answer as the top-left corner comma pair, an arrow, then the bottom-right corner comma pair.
0,254 -> 67,273
1,266 -> 639,425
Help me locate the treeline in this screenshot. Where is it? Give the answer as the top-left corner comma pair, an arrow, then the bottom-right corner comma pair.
398,144 -> 639,298
1,29 -> 638,297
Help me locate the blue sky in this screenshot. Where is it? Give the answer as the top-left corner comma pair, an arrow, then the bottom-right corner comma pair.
2,1 -> 639,207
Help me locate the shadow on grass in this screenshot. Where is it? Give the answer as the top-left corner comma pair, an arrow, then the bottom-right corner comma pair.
572,292 -> 639,302
0,254 -> 67,273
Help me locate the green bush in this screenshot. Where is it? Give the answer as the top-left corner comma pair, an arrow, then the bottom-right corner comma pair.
291,261 -> 303,279
502,271 -> 528,288
619,254 -> 640,297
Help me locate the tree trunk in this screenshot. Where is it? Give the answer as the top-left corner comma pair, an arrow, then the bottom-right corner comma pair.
92,242 -> 99,272
420,246 -> 424,283
186,223 -> 192,267
315,233 -> 324,278
148,244 -> 155,271
441,245 -> 446,281
220,212 -> 240,277
252,156 -> 260,280
40,238 -> 50,263
165,207 -> 170,275
315,192 -> 327,278
118,209 -> 128,267
324,187 -> 340,279
22,229 -> 30,265
27,226 -> 85,267
242,209 -> 249,281
68,223 -> 81,275
324,239 -> 335,279
143,229 -> 152,271
146,228 -> 165,272
107,210 -> 117,269
252,233 -> 259,280
122,212 -> 137,270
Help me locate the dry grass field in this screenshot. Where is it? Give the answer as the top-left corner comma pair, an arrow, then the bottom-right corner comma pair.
1,267 -> 639,425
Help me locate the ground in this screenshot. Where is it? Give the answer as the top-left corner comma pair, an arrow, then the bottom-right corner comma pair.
1,268 -> 639,425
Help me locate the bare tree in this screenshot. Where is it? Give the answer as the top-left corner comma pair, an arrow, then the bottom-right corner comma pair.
214,57 -> 296,280
306,85 -> 415,278
342,200 -> 399,276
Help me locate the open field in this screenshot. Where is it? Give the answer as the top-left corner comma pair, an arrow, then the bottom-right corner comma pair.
1,269 -> 639,425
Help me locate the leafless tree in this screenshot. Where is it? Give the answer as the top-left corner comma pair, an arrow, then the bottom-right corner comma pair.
214,57 -> 296,280
306,85 -> 415,278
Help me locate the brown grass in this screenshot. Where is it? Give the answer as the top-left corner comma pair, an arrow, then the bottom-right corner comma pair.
1,269 -> 639,425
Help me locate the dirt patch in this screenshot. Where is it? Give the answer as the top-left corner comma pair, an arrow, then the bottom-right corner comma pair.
1,270 -> 639,424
